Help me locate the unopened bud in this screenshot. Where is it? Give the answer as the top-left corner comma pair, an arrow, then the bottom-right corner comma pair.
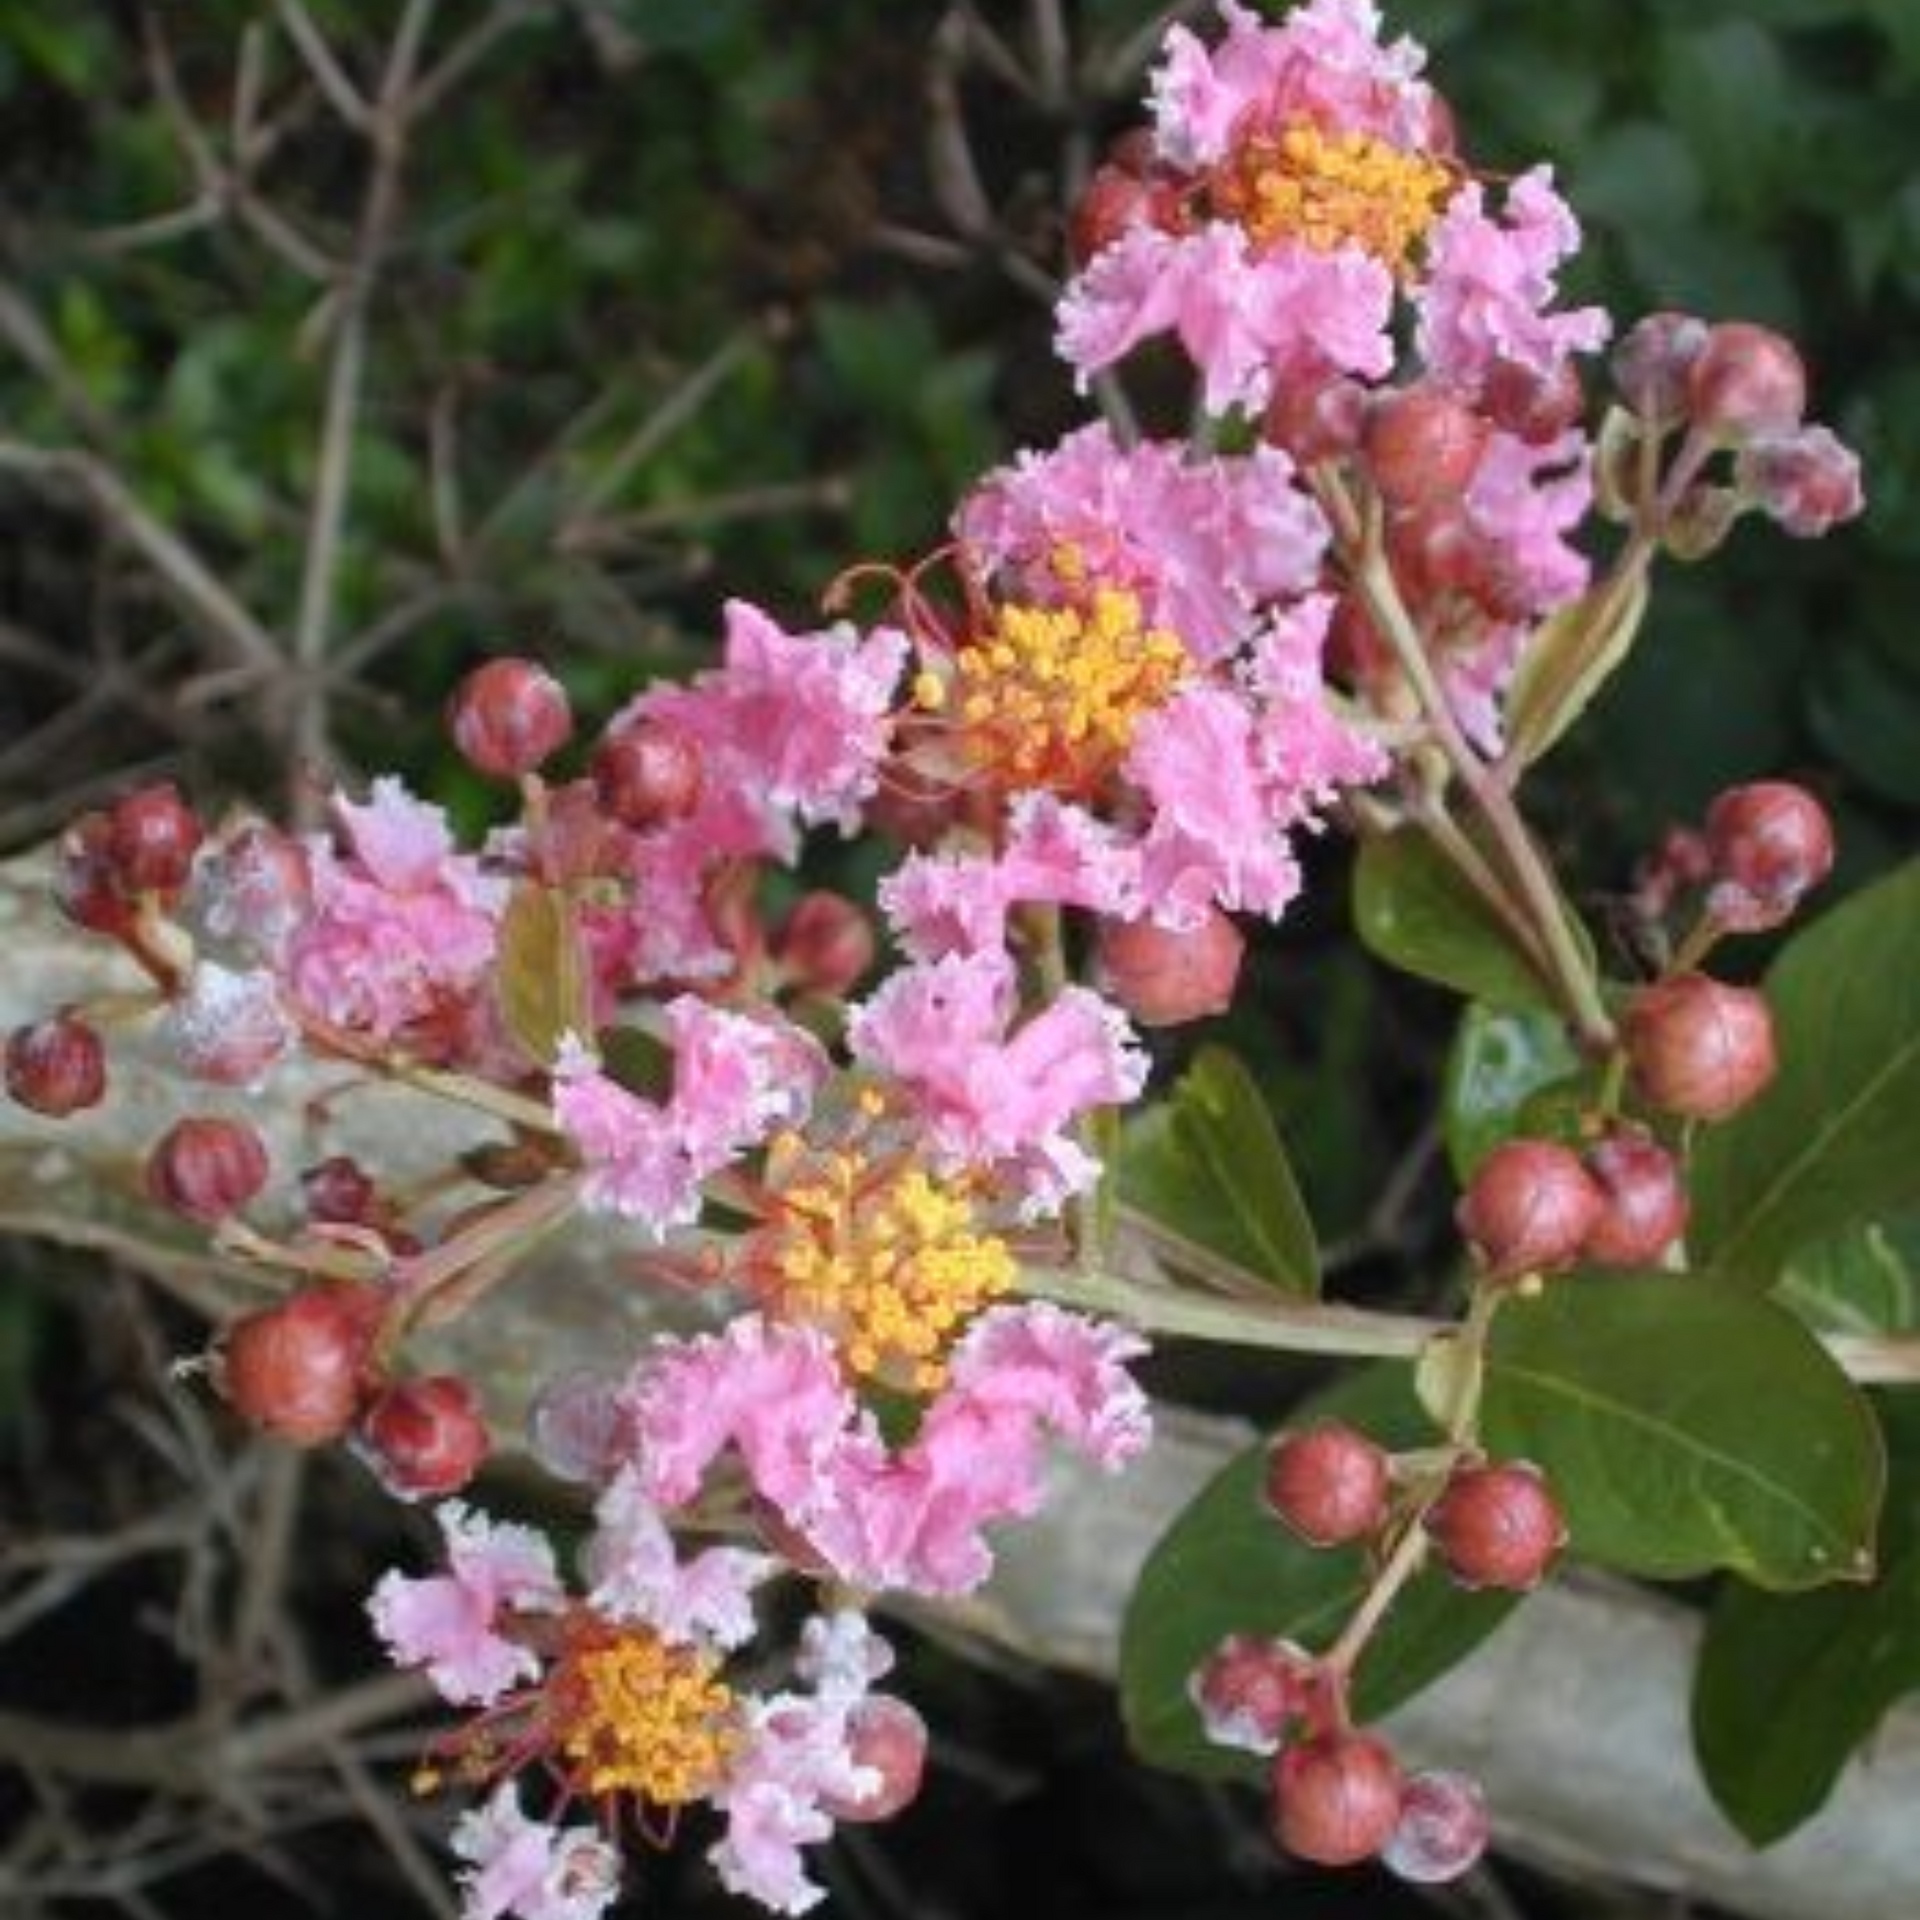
1270,1732 -> 1404,1868
1068,161 -> 1186,267
1687,322 -> 1807,442
53,810 -> 134,937
1190,1634 -> 1313,1755
220,1283 -> 380,1446
1263,1421 -> 1391,1547
593,720 -> 703,831
821,1697 -> 929,1822
1383,1770 -> 1491,1885
1611,311 -> 1708,427
1426,1461 -> 1565,1592
147,1117 -> 270,1224
302,1155 -> 379,1225
1583,1130 -> 1688,1268
1737,426 -> 1864,539
1457,1140 -> 1604,1279
1095,909 -> 1244,1028
1482,356 -> 1584,444
359,1375 -> 489,1499
108,782 -> 203,897
6,1014 -> 107,1117
1705,780 -> 1835,932
1364,387 -> 1490,506
1625,974 -> 1777,1122
1264,376 -> 1369,465
448,658 -> 574,780
775,891 -> 876,999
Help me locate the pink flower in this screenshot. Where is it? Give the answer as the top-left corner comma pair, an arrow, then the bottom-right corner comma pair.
626,601 -> 906,842
1417,168 -> 1609,398
1247,593 -> 1392,803
846,953 -> 1147,1213
1149,0 -> 1437,172
617,1317 -> 865,1518
1058,222 -> 1395,416
584,1466 -> 774,1650
283,779 -> 505,1041
1464,429 -> 1594,615
880,794 -> 1142,962
553,999 -> 825,1233
450,1785 -> 620,1920
162,961 -> 295,1085
956,424 -> 1326,660
367,1503 -> 563,1706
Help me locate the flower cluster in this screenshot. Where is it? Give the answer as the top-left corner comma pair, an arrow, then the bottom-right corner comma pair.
1,2 -> 1870,1914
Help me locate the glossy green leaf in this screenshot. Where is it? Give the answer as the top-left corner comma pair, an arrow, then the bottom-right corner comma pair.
1692,860 -> 1920,1283
1442,1003 -> 1581,1181
497,883 -> 592,1066
1119,1047 -> 1319,1298
1693,1403 -> 1920,1844
1120,1367 -> 1516,1781
1504,568 -> 1650,771
1481,1277 -> 1885,1590
1775,1219 -> 1920,1337
1354,832 -> 1555,1013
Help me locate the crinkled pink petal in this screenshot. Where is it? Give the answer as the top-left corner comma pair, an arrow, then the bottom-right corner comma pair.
955,424 -> 1326,660
1464,428 -> 1594,616
367,1504 -> 561,1707
846,953 -> 1146,1213
334,777 -> 456,892
584,1465 -> 774,1650
1246,594 -> 1391,805
1418,168 -> 1609,397
451,1785 -> 621,1920
617,1317 -> 864,1517
629,601 -> 905,836
550,1043 -> 692,1226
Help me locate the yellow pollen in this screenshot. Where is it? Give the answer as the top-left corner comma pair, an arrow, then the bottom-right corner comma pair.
1210,118 -> 1451,272
954,586 -> 1187,793
766,1152 -> 1016,1391
548,1624 -> 738,1807
912,668 -> 949,712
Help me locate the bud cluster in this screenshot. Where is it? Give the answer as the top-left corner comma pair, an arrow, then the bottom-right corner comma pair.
1459,1132 -> 1688,1278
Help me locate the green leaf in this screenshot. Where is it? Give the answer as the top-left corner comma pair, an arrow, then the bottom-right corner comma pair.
1120,1366 -> 1516,1781
1503,569 -> 1650,772
1692,1405 -> 1920,1844
1481,1277 -> 1885,1590
1692,861 -> 1920,1283
1354,832 -> 1555,1013
1442,1003 -> 1581,1181
1775,1220 -> 1920,1337
1119,1046 -> 1319,1298
497,883 -> 592,1066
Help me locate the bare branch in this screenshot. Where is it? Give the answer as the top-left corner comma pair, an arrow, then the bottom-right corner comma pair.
272,0 -> 372,129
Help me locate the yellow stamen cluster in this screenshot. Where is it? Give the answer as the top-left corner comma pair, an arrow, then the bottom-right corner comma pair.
1211,119 -> 1451,272
549,1625 -> 739,1807
767,1148 -> 1016,1391
927,585 -> 1187,793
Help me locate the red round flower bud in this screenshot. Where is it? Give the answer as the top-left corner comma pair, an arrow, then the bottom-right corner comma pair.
1456,1140 -> 1605,1279
53,810 -> 134,936
1625,974 -> 1777,1122
1704,781 -> 1835,934
108,782 -> 203,896
1264,376 -> 1368,465
303,1156 -> 378,1225
1426,1461 -> 1565,1592
592,720 -> 703,831
1095,908 -> 1245,1029
1611,311 -> 1708,427
1068,161 -> 1185,267
1190,1634 -> 1312,1755
1382,1770 -> 1490,1885
1687,322 -> 1807,442
359,1375 -> 489,1499
775,891 -> 876,999
1388,501 -> 1485,602
1483,356 -> 1585,444
1263,1421 -> 1391,1548
6,1014 -> 107,1117
1270,1732 -> 1404,1868
220,1283 -> 380,1446
1363,387 -> 1490,507
820,1697 -> 929,1822
1583,1130 -> 1688,1268
448,658 -> 574,780
1737,426 -> 1864,539
147,1116 -> 270,1224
